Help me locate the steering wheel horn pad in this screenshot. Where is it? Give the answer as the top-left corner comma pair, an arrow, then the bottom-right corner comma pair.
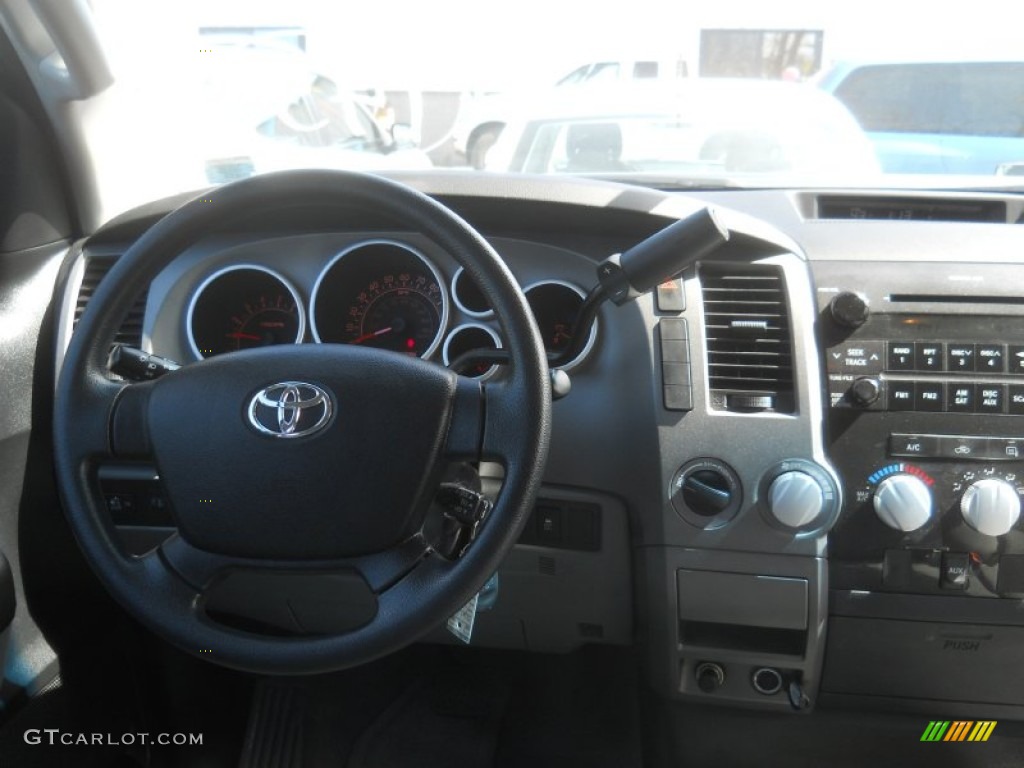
54,170 -> 551,674
146,344 -> 458,560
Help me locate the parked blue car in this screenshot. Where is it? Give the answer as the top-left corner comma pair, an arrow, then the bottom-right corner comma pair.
817,61 -> 1024,175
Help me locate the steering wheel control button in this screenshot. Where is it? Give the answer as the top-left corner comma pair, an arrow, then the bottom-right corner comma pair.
961,478 -> 1021,537
247,382 -> 333,438
872,474 -> 933,532
940,553 -> 971,590
768,471 -> 825,529
436,483 -> 493,558
107,345 -> 180,381
671,459 -> 742,529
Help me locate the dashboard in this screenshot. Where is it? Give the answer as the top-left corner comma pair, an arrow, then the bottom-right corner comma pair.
56,173 -> 1024,719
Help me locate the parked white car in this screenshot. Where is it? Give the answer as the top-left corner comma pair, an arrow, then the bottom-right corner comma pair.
486,79 -> 881,181
453,56 -> 689,168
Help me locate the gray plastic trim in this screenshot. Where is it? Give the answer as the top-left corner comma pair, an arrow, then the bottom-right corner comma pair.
451,266 -> 494,318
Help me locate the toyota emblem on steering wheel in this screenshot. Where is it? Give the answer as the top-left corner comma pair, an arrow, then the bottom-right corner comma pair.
247,382 -> 333,438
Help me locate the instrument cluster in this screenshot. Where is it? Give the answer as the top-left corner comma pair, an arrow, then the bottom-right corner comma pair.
183,237 -> 597,377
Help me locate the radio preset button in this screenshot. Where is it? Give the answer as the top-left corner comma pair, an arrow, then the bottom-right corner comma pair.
914,382 -> 944,412
915,343 -> 944,372
947,344 -> 976,372
977,344 -> 1006,373
888,381 -> 915,410
947,383 -> 976,412
887,342 -> 916,371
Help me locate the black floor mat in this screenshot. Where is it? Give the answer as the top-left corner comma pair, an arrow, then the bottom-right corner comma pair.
349,668 -> 511,768
239,645 -> 644,768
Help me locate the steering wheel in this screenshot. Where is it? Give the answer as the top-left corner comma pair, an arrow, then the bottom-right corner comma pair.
54,170 -> 551,674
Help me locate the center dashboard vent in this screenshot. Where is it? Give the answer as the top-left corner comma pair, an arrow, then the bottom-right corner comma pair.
700,262 -> 794,413
73,255 -> 149,348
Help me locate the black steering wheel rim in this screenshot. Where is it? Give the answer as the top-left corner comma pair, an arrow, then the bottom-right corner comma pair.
53,169 -> 551,674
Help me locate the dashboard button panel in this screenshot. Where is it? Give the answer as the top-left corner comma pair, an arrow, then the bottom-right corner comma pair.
660,319 -> 693,411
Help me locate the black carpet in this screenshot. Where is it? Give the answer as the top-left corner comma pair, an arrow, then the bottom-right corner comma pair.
239,645 -> 644,768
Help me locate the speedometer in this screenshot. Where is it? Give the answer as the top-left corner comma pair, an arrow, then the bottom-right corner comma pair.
310,240 -> 448,358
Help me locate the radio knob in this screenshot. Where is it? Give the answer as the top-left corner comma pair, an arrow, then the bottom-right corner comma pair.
768,471 -> 825,528
961,478 -> 1021,537
849,376 -> 881,406
829,291 -> 870,328
873,474 -> 932,532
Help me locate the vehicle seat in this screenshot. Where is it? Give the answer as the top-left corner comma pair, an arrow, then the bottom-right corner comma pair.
565,123 -> 631,172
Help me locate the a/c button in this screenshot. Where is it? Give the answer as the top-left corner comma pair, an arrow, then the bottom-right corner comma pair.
889,434 -> 940,458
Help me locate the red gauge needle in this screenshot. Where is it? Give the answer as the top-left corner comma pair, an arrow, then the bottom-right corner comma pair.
226,332 -> 262,341
351,326 -> 393,345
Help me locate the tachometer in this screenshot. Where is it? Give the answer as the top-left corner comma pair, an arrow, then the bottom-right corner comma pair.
311,240 -> 448,358
187,266 -> 305,358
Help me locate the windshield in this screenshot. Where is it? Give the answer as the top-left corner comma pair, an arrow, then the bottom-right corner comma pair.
83,0 -> 1024,215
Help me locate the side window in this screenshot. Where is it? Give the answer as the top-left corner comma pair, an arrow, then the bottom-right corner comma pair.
557,65 -> 591,86
633,61 -> 659,79
585,62 -> 621,82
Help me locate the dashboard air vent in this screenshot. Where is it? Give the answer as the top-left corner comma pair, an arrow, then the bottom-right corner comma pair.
700,263 -> 794,413
74,255 -> 149,348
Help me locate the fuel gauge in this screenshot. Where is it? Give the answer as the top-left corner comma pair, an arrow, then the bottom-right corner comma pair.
187,266 -> 305,358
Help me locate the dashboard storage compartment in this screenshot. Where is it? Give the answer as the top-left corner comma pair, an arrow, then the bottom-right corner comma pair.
824,616 -> 1024,707
677,570 -> 808,631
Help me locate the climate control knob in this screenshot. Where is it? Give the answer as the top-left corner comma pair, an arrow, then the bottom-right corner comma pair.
873,474 -> 932,532
961,478 -> 1021,537
768,471 -> 825,528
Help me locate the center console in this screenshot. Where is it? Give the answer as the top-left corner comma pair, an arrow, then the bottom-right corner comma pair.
815,260 -> 1024,714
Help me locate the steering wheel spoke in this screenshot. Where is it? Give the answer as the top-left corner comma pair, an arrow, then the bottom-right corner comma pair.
157,532 -> 431,595
109,379 -> 156,458
153,532 -> 434,638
